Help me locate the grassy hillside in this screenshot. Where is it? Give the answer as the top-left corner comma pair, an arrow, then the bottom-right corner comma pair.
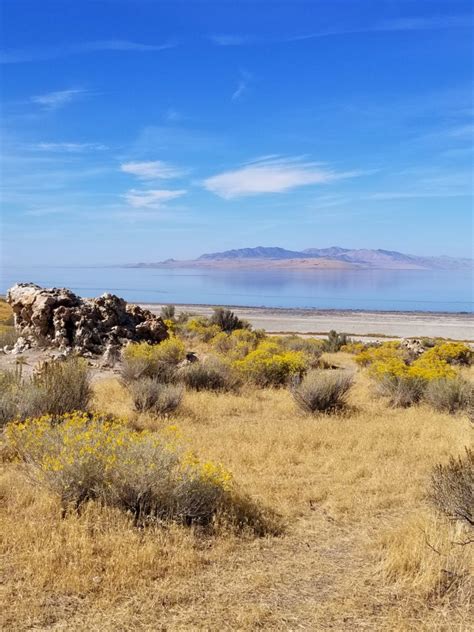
0,315 -> 472,630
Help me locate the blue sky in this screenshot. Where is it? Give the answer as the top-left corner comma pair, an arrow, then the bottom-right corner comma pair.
1,0 -> 473,265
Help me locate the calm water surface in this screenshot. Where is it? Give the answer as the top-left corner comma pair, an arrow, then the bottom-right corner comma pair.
0,266 -> 472,312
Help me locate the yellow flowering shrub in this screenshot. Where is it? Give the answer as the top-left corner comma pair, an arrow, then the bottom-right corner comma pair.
422,342 -> 472,366
278,336 -> 325,367
185,318 -> 221,342
234,340 -> 307,387
211,328 -> 264,359
121,339 -> 186,382
355,341 -> 402,367
5,412 -> 233,525
340,342 -> 366,355
123,338 -> 186,365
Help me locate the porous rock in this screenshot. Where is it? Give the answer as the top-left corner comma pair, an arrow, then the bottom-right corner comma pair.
7,283 -> 168,355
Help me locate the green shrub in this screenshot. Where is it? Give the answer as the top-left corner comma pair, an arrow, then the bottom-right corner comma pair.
179,357 -> 240,392
430,449 -> 473,527
292,369 -> 353,413
235,341 -> 307,387
424,377 -> 473,414
322,330 -> 350,353
210,307 -> 249,333
128,378 -> 183,415
5,412 -> 233,526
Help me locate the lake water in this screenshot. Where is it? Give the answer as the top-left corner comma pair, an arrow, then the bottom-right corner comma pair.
0,266 -> 472,313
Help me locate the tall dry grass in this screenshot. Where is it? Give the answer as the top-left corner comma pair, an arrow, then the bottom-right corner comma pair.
1,359 -> 472,630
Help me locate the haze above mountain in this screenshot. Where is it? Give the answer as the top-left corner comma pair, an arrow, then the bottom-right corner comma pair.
128,247 -> 473,270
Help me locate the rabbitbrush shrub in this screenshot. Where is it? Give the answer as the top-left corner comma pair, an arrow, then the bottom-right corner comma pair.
292,369 -> 353,413
279,336 -> 324,368
430,449 -> 473,528
121,339 -> 186,382
128,378 -> 183,415
5,412 -> 233,525
234,341 -> 307,387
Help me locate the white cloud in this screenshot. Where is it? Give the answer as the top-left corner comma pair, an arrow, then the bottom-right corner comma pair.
231,70 -> 252,102
124,188 -> 186,208
120,160 -> 183,180
31,89 -> 86,110
1,40 -> 174,64
203,157 -> 359,199
34,142 -> 108,152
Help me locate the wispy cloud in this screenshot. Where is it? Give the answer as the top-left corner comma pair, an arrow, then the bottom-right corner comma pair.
120,160 -> 184,180
211,15 -> 472,47
33,142 -> 108,152
124,188 -> 186,208
203,156 -> 361,199
231,70 -> 252,102
1,40 -> 174,64
31,88 -> 87,110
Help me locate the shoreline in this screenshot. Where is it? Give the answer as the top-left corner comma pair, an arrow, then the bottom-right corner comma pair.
140,303 -> 474,342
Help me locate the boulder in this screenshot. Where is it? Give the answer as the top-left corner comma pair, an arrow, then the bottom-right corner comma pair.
6,283 -> 168,355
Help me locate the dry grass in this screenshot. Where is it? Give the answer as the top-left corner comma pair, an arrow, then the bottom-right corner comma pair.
1,357 -> 472,630
0,298 -> 13,325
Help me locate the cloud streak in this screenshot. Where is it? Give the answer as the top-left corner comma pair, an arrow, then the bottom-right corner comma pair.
33,142 -> 108,152
211,15 -> 473,47
1,40 -> 174,64
120,160 -> 184,180
124,188 -> 186,209
203,157 -> 360,199
31,88 -> 87,110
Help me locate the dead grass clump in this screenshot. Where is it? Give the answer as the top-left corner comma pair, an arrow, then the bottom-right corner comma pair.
424,377 -> 473,414
378,512 -> 473,606
0,325 -> 18,347
127,378 -> 183,415
291,369 -> 353,414
430,449 -> 473,527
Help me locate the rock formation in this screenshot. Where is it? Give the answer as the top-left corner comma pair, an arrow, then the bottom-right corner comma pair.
6,283 -> 168,356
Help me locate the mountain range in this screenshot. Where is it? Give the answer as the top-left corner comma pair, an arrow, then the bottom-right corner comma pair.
128,246 -> 473,271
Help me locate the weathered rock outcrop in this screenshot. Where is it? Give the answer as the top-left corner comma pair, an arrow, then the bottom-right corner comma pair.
6,283 -> 168,355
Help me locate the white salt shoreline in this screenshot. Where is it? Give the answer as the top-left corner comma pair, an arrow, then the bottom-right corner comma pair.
140,303 -> 474,342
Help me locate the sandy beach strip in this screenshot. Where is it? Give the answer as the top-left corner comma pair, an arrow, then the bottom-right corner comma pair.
140,304 -> 474,341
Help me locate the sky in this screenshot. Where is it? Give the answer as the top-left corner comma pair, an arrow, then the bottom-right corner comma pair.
0,0 -> 473,265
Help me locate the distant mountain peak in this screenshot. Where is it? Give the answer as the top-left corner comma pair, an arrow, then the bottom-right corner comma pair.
194,246 -> 472,270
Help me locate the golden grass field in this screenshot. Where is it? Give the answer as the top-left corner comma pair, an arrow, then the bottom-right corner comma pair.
1,351 -> 472,631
